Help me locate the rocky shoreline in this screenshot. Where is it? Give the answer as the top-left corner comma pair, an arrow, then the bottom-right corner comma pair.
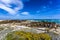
0,20 -> 60,28
0,20 -> 60,40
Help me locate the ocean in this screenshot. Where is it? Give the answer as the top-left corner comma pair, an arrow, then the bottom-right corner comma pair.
28,19 -> 60,24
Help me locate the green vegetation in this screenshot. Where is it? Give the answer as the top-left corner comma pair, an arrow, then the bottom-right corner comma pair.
0,27 -> 4,31
5,31 -> 51,40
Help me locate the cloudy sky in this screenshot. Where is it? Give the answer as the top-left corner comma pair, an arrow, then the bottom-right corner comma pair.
0,0 -> 60,20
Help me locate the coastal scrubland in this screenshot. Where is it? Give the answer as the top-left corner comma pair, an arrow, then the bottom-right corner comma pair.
5,31 -> 51,40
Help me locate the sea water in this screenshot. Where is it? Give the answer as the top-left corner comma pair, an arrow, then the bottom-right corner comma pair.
28,19 -> 60,24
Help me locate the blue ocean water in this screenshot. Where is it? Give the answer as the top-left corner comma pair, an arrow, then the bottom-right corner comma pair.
29,19 -> 60,24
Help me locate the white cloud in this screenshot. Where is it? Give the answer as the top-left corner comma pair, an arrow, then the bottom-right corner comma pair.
0,0 -> 23,15
21,12 -> 29,15
0,0 -> 12,4
0,4 -> 16,15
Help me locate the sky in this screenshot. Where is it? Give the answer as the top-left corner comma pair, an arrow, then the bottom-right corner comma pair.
0,0 -> 60,20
